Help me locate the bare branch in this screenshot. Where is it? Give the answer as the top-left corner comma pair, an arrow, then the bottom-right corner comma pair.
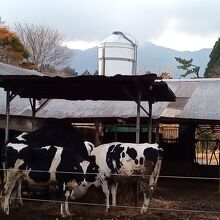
15,23 -> 71,72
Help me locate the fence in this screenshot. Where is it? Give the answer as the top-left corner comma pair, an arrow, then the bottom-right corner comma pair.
195,139 -> 220,165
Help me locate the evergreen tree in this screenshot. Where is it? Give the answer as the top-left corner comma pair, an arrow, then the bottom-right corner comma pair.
93,70 -> 98,75
175,57 -> 200,78
82,70 -> 91,75
204,37 -> 220,77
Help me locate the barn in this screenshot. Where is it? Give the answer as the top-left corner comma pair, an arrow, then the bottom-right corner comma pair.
0,62 -> 220,219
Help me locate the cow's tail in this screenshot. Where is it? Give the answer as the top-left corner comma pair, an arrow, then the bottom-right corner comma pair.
84,141 -> 95,155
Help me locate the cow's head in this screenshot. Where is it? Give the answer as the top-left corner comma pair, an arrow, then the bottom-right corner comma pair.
73,156 -> 99,187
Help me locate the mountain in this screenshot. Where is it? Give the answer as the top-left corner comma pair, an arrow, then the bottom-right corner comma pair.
68,41 -> 211,78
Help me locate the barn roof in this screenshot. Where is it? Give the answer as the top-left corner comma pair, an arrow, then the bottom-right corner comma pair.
0,73 -> 175,102
2,64 -> 220,124
0,62 -> 44,76
0,78 -> 220,124
159,78 -> 220,122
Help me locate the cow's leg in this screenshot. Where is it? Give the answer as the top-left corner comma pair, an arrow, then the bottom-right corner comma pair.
1,172 -> 19,215
9,179 -> 23,207
152,159 -> 162,189
140,190 -> 152,214
16,179 -> 23,206
60,203 -> 65,217
140,158 -> 162,214
64,190 -> 71,216
148,158 -> 162,193
58,183 -> 71,217
101,180 -> 110,212
60,200 -> 71,217
110,182 -> 118,206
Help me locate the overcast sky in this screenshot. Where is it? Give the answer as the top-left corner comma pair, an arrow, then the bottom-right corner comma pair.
1,0 -> 220,51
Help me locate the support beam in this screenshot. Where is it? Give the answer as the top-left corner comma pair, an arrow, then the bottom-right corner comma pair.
148,101 -> 153,143
136,92 -> 141,144
155,120 -> 160,144
95,120 -> 101,146
4,91 -> 10,145
2,90 -> 17,186
29,98 -> 36,131
135,91 -> 141,206
4,91 -> 17,145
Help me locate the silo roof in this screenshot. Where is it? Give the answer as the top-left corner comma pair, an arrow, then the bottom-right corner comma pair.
100,32 -> 136,46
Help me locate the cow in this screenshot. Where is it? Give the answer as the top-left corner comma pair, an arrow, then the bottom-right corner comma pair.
17,122 -> 90,159
0,122 -> 89,188
0,124 -> 97,217
1,144 -> 99,217
89,142 -> 163,214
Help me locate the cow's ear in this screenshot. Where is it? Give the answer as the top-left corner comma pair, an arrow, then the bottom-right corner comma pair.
84,141 -> 94,155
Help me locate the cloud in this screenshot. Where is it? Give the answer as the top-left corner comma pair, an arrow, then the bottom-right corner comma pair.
1,0 -> 220,50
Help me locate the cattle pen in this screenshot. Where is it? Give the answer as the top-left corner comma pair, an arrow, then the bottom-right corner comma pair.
0,62 -> 220,219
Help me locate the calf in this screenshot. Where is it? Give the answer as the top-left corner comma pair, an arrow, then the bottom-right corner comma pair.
90,142 -> 163,213
1,144 -> 98,217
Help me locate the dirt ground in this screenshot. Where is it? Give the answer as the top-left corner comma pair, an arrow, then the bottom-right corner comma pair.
0,179 -> 220,220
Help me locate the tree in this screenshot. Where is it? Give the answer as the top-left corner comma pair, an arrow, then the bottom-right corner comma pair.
15,23 -> 71,72
93,70 -> 99,75
82,69 -> 91,75
175,57 -> 200,78
204,38 -> 220,77
159,71 -> 172,79
0,20 -> 29,65
61,66 -> 78,76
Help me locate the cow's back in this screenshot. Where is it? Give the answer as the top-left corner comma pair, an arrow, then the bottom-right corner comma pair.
91,142 -> 162,176
22,123 -> 89,158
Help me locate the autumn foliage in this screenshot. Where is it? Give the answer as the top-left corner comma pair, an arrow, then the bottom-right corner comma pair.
0,26 -> 29,66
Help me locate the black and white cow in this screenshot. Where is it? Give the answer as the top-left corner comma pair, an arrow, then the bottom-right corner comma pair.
18,122 -> 90,159
89,142 -> 163,213
1,124 -> 97,217
1,143 -> 98,216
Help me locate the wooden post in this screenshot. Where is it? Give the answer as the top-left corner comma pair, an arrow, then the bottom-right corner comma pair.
148,101 -> 153,143
4,91 -> 10,145
2,91 -> 10,186
155,120 -> 160,144
32,98 -> 36,131
136,92 -> 141,144
135,91 -> 141,206
95,120 -> 101,146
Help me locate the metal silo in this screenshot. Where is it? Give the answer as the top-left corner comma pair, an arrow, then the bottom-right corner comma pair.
98,31 -> 137,76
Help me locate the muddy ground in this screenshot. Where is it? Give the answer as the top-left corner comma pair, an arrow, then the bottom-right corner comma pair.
0,179 -> 220,220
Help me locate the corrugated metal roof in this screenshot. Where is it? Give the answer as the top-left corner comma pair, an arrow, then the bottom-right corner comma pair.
0,88 -> 30,115
0,62 -> 44,76
1,76 -> 220,122
160,79 -> 220,121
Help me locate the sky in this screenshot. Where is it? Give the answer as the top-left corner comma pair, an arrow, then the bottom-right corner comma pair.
1,0 -> 220,51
